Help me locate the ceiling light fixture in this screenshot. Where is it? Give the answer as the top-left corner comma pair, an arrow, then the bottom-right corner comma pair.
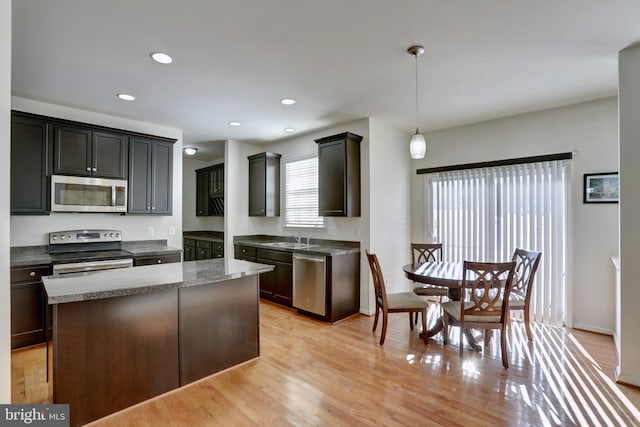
280,98 -> 296,105
228,121 -> 241,126
117,93 -> 135,101
183,147 -> 198,156
284,128 -> 296,133
150,52 -> 173,64
408,45 -> 426,159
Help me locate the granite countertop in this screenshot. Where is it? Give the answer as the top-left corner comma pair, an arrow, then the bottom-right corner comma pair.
10,246 -> 52,267
183,231 -> 224,242
42,258 -> 273,304
233,236 -> 360,256
122,240 -> 182,256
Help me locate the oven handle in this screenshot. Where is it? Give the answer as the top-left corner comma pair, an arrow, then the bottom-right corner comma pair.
112,185 -> 116,207
53,258 -> 133,275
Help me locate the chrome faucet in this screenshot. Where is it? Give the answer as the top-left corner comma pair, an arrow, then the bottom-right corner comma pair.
295,232 -> 303,244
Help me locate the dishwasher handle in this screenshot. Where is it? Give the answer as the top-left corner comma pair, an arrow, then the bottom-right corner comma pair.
293,253 -> 324,263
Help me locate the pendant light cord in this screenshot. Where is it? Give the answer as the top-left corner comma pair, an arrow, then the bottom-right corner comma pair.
414,51 -> 420,132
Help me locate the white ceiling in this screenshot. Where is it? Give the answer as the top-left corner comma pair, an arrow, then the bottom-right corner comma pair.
11,1 -> 640,161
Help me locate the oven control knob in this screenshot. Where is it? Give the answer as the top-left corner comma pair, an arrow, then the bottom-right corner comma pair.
107,233 -> 113,238
115,233 -> 120,238
60,235 -> 66,240
51,236 -> 58,241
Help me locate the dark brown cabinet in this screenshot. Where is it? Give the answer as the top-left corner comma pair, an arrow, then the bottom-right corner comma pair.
315,132 -> 363,217
248,152 -> 281,216
196,163 -> 224,216
184,238 -> 224,261
54,125 -> 128,179
256,249 -> 293,306
10,113 -> 51,214
184,238 -> 196,261
10,264 -> 51,349
235,245 -> 256,262
133,253 -> 181,266
128,138 -> 174,215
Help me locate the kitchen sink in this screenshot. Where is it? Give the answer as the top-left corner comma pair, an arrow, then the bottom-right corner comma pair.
262,242 -> 318,249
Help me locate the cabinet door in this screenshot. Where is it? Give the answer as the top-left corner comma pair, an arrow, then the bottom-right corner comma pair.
184,245 -> 195,261
196,247 -> 212,260
11,282 -> 45,349
318,140 -> 346,216
259,269 -> 276,299
248,155 -> 266,216
128,138 -> 152,213
54,125 -> 92,176
151,141 -> 173,215
210,164 -> 224,197
93,131 -> 128,179
274,261 -> 293,306
11,114 -> 51,214
196,169 -> 209,216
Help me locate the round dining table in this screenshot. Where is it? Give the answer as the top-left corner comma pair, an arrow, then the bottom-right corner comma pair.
402,261 -> 481,349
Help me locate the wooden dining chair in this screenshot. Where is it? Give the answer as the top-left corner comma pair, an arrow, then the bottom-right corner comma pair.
510,249 -> 542,341
442,260 -> 516,368
411,243 -> 448,324
365,250 -> 429,345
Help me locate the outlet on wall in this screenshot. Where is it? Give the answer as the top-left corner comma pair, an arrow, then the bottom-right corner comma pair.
147,227 -> 154,236
169,226 -> 176,236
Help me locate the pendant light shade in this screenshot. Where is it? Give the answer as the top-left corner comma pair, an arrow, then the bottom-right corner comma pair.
408,45 -> 426,160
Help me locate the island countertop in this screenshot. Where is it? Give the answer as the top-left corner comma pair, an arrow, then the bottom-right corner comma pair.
43,258 -> 274,304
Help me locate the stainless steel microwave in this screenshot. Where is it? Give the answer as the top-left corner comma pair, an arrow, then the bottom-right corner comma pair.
51,175 -> 127,213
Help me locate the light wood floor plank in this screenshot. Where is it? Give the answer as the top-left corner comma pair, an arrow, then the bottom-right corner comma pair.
12,301 -> 640,426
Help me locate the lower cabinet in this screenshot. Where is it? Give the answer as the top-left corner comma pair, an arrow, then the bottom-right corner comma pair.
185,237 -> 224,261
256,249 -> 293,307
10,264 -> 51,349
133,253 -> 181,266
184,238 -> 196,261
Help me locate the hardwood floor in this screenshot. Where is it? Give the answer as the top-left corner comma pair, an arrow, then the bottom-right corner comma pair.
12,301 -> 640,426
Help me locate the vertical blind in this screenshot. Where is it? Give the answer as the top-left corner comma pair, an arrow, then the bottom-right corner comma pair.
285,154 -> 324,228
427,160 -> 568,325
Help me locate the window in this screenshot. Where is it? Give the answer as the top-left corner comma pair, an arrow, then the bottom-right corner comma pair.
285,154 -> 324,228
426,160 -> 569,326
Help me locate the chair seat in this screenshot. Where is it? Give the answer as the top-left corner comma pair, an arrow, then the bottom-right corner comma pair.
508,293 -> 526,309
387,292 -> 429,310
442,301 -> 501,323
413,284 -> 448,297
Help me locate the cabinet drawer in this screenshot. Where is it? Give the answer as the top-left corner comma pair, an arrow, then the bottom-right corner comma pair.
196,240 -> 212,249
257,249 -> 293,264
184,238 -> 196,247
212,242 -> 224,252
235,245 -> 256,259
196,248 -> 212,260
133,254 -> 181,266
11,265 -> 51,283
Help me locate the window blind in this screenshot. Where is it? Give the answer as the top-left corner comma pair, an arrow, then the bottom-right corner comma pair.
285,155 -> 324,228
427,160 -> 568,326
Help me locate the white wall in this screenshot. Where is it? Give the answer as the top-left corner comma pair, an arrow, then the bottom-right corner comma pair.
618,45 -> 640,386
10,97 -> 184,248
411,97 -> 619,334
1,0 -> 11,403
182,157 -> 224,232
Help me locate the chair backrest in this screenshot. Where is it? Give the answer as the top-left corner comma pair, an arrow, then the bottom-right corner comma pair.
411,243 -> 443,263
461,261 -> 516,322
511,249 -> 542,302
365,250 -> 388,310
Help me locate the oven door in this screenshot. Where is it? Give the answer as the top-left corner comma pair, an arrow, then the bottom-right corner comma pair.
51,175 -> 127,213
52,258 -> 133,276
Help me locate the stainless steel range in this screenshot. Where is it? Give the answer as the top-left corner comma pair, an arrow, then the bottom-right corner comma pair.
49,229 -> 133,275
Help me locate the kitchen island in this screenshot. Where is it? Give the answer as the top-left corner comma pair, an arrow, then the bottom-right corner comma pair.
42,258 -> 273,427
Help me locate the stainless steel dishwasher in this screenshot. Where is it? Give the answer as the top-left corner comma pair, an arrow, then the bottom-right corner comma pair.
293,253 -> 326,316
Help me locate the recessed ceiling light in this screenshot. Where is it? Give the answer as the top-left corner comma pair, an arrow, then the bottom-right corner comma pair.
150,52 -> 173,64
280,98 -> 296,105
117,93 -> 135,101
284,128 -> 296,133
183,147 -> 198,156
228,121 -> 241,126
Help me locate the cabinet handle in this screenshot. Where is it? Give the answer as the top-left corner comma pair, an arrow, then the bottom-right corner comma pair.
147,206 -> 151,209
157,259 -> 162,264
92,167 -> 97,172
29,271 -> 36,277
86,167 -> 91,171
152,207 -> 155,210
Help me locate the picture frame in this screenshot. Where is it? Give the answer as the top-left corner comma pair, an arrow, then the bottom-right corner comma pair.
583,172 -> 619,204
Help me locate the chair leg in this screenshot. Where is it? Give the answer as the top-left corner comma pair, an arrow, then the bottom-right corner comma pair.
524,309 -> 533,342
379,312 -> 388,345
442,314 -> 449,345
501,328 -> 509,368
372,305 -> 379,332
421,309 -> 428,345
459,327 -> 465,359
409,312 -> 414,331
484,330 -> 492,347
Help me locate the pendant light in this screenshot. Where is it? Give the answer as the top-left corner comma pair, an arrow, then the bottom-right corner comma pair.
408,45 -> 426,159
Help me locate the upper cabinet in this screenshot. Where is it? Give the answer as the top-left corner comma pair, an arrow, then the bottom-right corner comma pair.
248,152 -> 281,217
10,113 -> 52,214
128,138 -> 174,215
196,163 -> 224,216
315,132 -> 363,217
54,124 -> 128,179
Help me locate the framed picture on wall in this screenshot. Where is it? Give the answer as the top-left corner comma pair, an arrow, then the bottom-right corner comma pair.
584,172 -> 619,203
